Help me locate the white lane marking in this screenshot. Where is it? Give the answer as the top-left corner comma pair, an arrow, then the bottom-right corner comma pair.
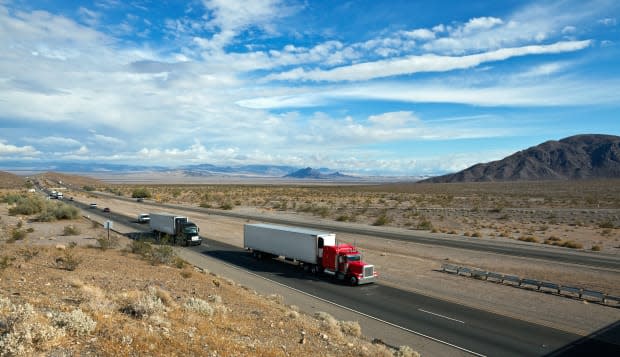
182,248 -> 486,357
419,309 -> 465,324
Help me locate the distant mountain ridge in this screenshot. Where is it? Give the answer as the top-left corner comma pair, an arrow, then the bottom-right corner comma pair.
284,167 -> 354,179
423,134 -> 620,183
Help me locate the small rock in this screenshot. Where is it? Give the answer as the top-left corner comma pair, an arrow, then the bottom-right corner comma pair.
320,333 -> 329,340
55,244 -> 66,250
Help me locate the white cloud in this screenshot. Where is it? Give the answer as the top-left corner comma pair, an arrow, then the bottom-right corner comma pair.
0,140 -> 40,157
264,40 -> 591,82
24,136 -> 82,148
459,17 -> 504,35
598,17 -> 617,26
400,28 -> 436,40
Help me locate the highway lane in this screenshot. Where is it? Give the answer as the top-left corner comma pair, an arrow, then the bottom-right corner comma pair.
67,198 -> 613,356
92,193 -> 620,271
193,238 -> 583,357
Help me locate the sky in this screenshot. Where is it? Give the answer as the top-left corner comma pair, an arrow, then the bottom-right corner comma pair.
0,0 -> 619,176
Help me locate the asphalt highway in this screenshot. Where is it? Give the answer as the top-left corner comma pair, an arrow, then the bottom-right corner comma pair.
66,198 -> 610,357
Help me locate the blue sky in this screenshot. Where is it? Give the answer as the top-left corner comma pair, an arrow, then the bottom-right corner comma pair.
0,0 -> 619,176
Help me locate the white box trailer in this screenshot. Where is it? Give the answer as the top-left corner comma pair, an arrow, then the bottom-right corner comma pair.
244,224 -> 335,264
149,212 -> 201,246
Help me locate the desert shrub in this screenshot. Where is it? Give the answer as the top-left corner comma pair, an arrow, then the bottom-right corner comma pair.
598,220 -> 615,229
8,195 -> 45,216
174,256 -> 188,269
96,235 -> 119,251
131,187 -> 152,199
0,298 -> 65,355
11,229 -> 27,241
591,245 -> 602,251
336,215 -> 349,222
129,240 -> 153,258
394,345 -> 420,357
471,231 -> 482,237
180,270 -> 192,278
518,236 -> 538,243
82,185 -> 95,191
184,297 -> 213,316
19,247 -> 39,261
562,241 -> 583,249
220,201 -> 233,210
416,219 -> 433,230
0,255 -> 15,270
50,309 -> 97,336
373,214 -> 390,226
1,193 -> 23,204
119,290 -> 166,319
314,311 -> 340,334
26,227 -> 34,233
37,201 -> 79,222
63,225 -> 80,236
55,248 -> 82,271
339,320 -> 362,337
150,245 -> 175,265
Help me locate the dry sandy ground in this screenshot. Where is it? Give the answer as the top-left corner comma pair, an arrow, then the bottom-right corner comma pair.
0,206 -> 421,356
73,192 -> 620,336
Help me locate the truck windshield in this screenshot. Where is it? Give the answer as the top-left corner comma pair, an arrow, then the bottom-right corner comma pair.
346,255 -> 361,262
183,226 -> 198,234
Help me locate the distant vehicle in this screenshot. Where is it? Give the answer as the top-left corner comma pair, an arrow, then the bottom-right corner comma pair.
137,213 -> 150,223
89,203 -> 97,209
102,207 -> 110,213
244,223 -> 377,285
56,192 -> 63,199
69,197 -> 74,201
136,198 -> 144,202
149,213 -> 201,246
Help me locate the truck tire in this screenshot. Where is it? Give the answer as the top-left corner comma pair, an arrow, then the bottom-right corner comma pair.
349,276 -> 358,286
310,265 -> 318,274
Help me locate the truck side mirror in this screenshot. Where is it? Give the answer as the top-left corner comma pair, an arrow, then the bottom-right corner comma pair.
318,237 -> 324,248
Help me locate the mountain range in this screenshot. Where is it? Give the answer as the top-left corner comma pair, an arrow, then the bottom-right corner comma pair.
422,134 -> 620,183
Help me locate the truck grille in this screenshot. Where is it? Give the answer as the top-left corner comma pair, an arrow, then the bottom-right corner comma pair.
363,265 -> 374,278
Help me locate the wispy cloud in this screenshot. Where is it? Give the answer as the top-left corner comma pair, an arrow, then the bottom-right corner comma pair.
264,41 -> 591,82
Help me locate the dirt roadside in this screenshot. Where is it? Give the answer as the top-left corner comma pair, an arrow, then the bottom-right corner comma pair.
75,192 -> 620,336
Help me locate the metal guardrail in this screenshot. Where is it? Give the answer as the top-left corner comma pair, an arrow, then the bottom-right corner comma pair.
441,263 -> 619,308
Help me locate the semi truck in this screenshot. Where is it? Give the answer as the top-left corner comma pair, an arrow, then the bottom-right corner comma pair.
149,213 -> 201,246
243,223 -> 377,285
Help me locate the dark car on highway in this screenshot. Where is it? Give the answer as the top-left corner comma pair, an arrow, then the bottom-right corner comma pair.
102,207 -> 110,213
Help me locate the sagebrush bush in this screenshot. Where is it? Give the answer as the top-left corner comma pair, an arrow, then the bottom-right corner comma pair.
55,249 -> 82,271
8,195 -> 45,216
0,298 -> 65,355
339,320 -> 362,337
129,240 -> 153,257
119,290 -> 167,319
50,309 -> 96,336
184,297 -> 214,316
150,245 -> 175,265
63,225 -> 80,236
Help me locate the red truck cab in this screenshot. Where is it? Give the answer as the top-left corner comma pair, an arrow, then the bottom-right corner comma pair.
321,244 -> 377,285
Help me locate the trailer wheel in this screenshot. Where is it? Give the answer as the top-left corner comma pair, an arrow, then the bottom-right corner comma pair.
349,276 -> 358,286
310,265 -> 318,274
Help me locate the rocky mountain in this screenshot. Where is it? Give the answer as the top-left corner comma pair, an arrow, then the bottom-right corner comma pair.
284,167 -> 354,179
423,134 -> 620,183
